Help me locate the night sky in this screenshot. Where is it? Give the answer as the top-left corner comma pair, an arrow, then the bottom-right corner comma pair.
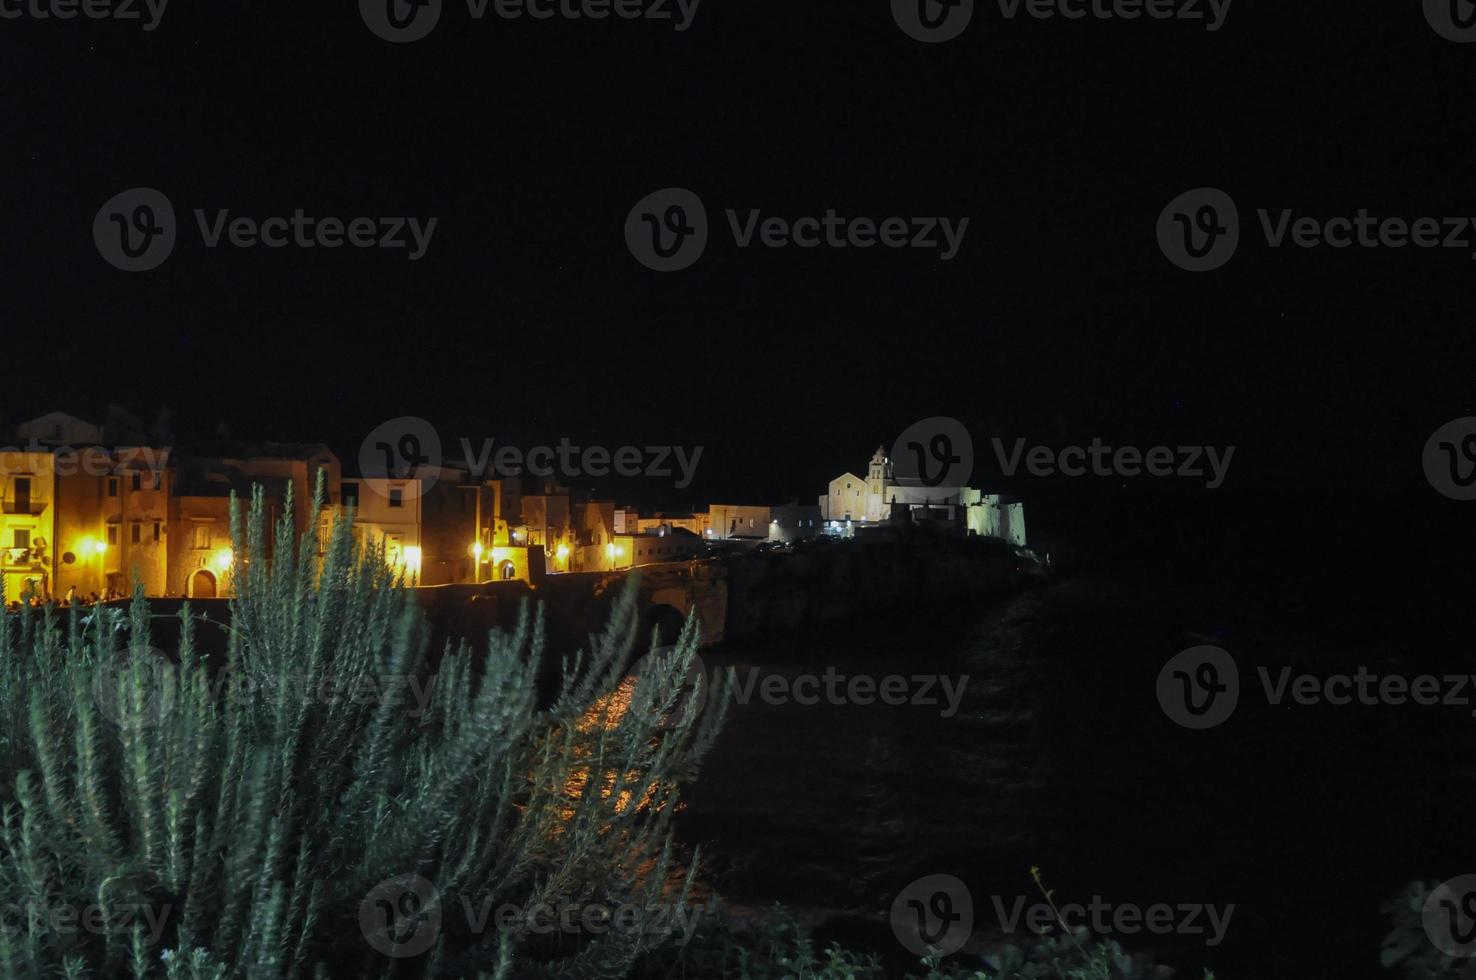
3,1 -> 1472,515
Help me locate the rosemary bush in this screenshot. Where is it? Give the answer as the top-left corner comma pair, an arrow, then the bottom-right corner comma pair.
0,486 -> 728,979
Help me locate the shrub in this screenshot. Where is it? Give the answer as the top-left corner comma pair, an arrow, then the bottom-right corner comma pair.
634,899 -> 1201,980
0,485 -> 728,978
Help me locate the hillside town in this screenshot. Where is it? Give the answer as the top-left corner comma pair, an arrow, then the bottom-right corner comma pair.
0,411 -> 1025,603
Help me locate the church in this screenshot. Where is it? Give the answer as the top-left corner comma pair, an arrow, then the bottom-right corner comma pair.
818,446 -> 1026,546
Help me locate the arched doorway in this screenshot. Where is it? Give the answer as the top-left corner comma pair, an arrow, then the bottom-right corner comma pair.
498,560 -> 517,581
189,569 -> 217,598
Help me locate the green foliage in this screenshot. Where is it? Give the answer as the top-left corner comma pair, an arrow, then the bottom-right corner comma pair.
0,482 -> 729,979
978,931 -> 1183,980
633,902 -> 918,980
633,902 -> 1201,980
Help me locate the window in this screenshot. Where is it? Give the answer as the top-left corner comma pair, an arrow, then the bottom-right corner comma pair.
131,472 -> 141,492
107,524 -> 119,546
130,523 -> 141,544
153,522 -> 162,542
341,482 -> 359,506
13,529 -> 29,549
389,487 -> 403,508
107,478 -> 118,497
13,477 -> 30,508
152,470 -> 162,490
193,524 -> 211,550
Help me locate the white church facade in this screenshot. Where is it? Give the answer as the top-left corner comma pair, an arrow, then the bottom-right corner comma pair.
818,447 -> 1026,547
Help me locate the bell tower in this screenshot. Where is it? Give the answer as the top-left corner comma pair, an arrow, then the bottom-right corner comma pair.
866,446 -> 891,522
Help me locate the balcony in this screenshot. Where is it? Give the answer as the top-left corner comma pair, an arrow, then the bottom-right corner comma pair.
1,548 -> 43,571
1,494 -> 47,516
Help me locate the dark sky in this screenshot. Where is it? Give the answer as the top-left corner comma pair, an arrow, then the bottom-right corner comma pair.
3,1 -> 1472,511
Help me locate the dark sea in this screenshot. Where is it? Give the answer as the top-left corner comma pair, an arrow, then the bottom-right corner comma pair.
679,493 -> 1472,979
